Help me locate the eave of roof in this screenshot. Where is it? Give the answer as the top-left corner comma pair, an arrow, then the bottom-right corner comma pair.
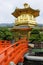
12,7 -> 40,18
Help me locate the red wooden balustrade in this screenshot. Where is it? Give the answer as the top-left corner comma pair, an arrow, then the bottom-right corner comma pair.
0,38 -> 28,65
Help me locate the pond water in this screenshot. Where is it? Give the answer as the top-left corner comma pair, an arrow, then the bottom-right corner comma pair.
23,58 -> 43,65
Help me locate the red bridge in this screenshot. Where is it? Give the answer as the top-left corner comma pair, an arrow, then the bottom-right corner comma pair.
0,38 -> 28,65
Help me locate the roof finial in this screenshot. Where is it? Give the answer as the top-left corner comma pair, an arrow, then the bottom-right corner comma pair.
24,3 -> 30,8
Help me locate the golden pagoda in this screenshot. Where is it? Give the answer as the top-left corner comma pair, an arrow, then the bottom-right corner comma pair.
12,3 -> 40,41
12,3 -> 39,27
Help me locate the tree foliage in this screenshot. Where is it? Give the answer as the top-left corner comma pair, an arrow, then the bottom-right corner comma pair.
40,33 -> 43,41
0,27 -> 14,40
29,29 -> 41,43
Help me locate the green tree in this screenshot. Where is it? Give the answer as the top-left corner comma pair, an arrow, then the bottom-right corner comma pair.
0,27 -> 14,40
40,33 -> 43,41
29,29 -> 41,43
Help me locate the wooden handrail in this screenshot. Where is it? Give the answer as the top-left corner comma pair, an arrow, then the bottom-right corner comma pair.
0,39 -> 27,54
0,38 -> 28,65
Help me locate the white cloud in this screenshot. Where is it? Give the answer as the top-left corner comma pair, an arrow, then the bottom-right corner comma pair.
0,0 -> 43,24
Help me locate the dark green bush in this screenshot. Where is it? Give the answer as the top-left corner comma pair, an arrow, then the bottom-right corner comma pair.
29,29 -> 41,43
0,27 -> 14,40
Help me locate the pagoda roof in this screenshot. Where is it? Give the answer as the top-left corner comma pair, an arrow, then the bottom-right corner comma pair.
12,7 -> 40,18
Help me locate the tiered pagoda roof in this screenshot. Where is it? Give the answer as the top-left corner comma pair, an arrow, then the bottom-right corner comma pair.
12,3 -> 40,18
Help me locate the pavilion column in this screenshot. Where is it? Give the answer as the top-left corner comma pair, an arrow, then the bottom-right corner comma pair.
28,31 -> 30,39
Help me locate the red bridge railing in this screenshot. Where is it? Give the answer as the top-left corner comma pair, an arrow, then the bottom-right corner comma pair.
0,38 -> 28,65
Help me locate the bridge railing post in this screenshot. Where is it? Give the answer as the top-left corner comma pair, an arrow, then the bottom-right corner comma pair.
18,57 -> 24,65
4,50 -> 8,62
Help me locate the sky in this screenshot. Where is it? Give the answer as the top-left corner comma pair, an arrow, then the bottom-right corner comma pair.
0,0 -> 43,24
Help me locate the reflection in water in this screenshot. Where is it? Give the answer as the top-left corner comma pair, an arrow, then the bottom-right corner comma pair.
23,58 -> 43,65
